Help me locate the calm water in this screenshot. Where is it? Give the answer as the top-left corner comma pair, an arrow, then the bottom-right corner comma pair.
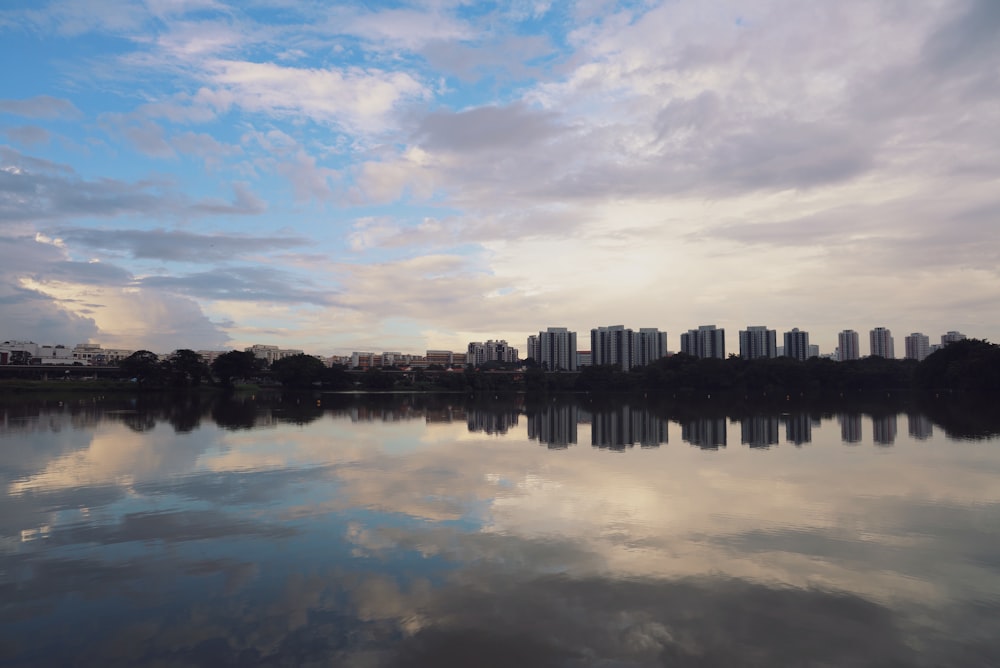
1,393 -> 999,667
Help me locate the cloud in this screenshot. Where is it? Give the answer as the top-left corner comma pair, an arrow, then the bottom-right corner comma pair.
3,125 -> 52,146
1,147 -> 266,223
0,95 -> 81,119
204,59 -> 429,134
55,227 -> 305,262
414,102 -> 563,154
138,266 -> 337,306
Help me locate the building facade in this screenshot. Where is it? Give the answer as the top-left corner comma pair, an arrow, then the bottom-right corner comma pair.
466,340 -> 518,366
783,328 -> 810,361
531,327 -> 577,371
869,327 -> 895,359
739,326 -> 777,360
680,325 -> 725,359
904,333 -> 930,361
590,325 -> 634,371
838,330 -> 860,361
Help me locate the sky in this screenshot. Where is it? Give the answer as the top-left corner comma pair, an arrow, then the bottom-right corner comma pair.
1,0 -> 998,356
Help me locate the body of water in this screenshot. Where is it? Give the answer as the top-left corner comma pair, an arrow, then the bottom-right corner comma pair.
1,393 -> 998,667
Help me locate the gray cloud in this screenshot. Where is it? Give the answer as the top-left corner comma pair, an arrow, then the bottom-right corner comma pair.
1,147 -> 266,224
138,266 -> 338,305
3,125 -> 51,146
0,95 -> 81,119
414,102 -> 563,154
55,226 -> 306,262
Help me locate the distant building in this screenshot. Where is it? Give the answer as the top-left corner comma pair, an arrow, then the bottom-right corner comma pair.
739,326 -> 777,360
941,331 -> 966,346
904,333 -> 930,361
467,340 -> 518,366
577,350 -> 592,367
425,350 -> 456,367
247,344 -> 303,367
530,327 -> 577,371
352,352 -> 379,369
783,328 -> 810,361
680,325 -> 725,359
869,327 -> 895,359
633,328 -> 668,367
72,343 -> 134,365
838,330 -> 860,361
808,344 -> 819,359
591,325 -> 633,371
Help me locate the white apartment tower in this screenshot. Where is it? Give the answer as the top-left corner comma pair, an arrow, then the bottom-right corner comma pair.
680,325 -> 725,359
869,327 -> 895,359
783,328 -> 810,361
838,330 -> 860,361
633,328 -> 667,367
467,340 -> 519,366
532,328 -> 577,371
941,331 -> 966,346
905,333 -> 930,361
591,325 -> 633,371
739,326 -> 777,360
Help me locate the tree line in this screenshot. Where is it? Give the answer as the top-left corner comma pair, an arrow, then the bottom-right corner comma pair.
113,339 -> 1000,394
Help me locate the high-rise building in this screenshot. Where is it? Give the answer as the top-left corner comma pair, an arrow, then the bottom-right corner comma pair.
941,331 -> 966,346
591,325 -> 634,371
869,327 -> 895,359
532,327 -> 577,371
739,326 -> 777,360
783,328 -> 810,361
904,333 -> 930,361
633,328 -> 668,367
680,325 -> 725,359
467,340 -> 518,366
838,330 -> 860,361
590,325 -> 667,370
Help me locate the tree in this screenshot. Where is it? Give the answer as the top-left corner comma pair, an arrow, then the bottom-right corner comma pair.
211,350 -> 262,388
271,354 -> 327,388
168,349 -> 210,387
118,350 -> 165,385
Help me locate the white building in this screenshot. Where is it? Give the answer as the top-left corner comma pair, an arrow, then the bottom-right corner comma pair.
72,343 -> 134,365
739,326 -> 777,360
905,333 -> 930,361
467,340 -> 519,366
633,328 -> 668,367
783,328 -> 810,361
941,331 -> 966,346
680,325 -> 725,359
591,325 -> 633,370
870,327 -> 895,359
246,344 -> 304,366
838,330 -> 860,361
530,327 -> 577,371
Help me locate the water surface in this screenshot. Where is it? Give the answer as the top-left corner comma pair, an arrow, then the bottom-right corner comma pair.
1,393 -> 998,666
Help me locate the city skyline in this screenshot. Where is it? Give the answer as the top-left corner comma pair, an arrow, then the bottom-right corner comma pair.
1,1 -> 998,356
2,324 -> 970,364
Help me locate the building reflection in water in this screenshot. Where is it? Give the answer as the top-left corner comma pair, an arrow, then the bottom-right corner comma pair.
838,413 -> 863,444
740,415 -> 779,448
872,414 -> 898,446
907,412 -> 933,440
782,413 -> 814,446
467,408 -> 520,435
681,417 -> 727,450
527,403 -> 579,448
591,405 -> 668,450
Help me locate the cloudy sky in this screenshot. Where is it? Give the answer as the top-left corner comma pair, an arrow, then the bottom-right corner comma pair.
1,0 -> 998,355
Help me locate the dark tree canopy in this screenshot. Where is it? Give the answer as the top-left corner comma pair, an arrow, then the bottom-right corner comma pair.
211,350 -> 262,388
118,350 -> 164,384
270,354 -> 327,388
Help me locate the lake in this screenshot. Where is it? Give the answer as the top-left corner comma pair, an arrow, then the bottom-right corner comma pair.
1,392 -> 998,667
